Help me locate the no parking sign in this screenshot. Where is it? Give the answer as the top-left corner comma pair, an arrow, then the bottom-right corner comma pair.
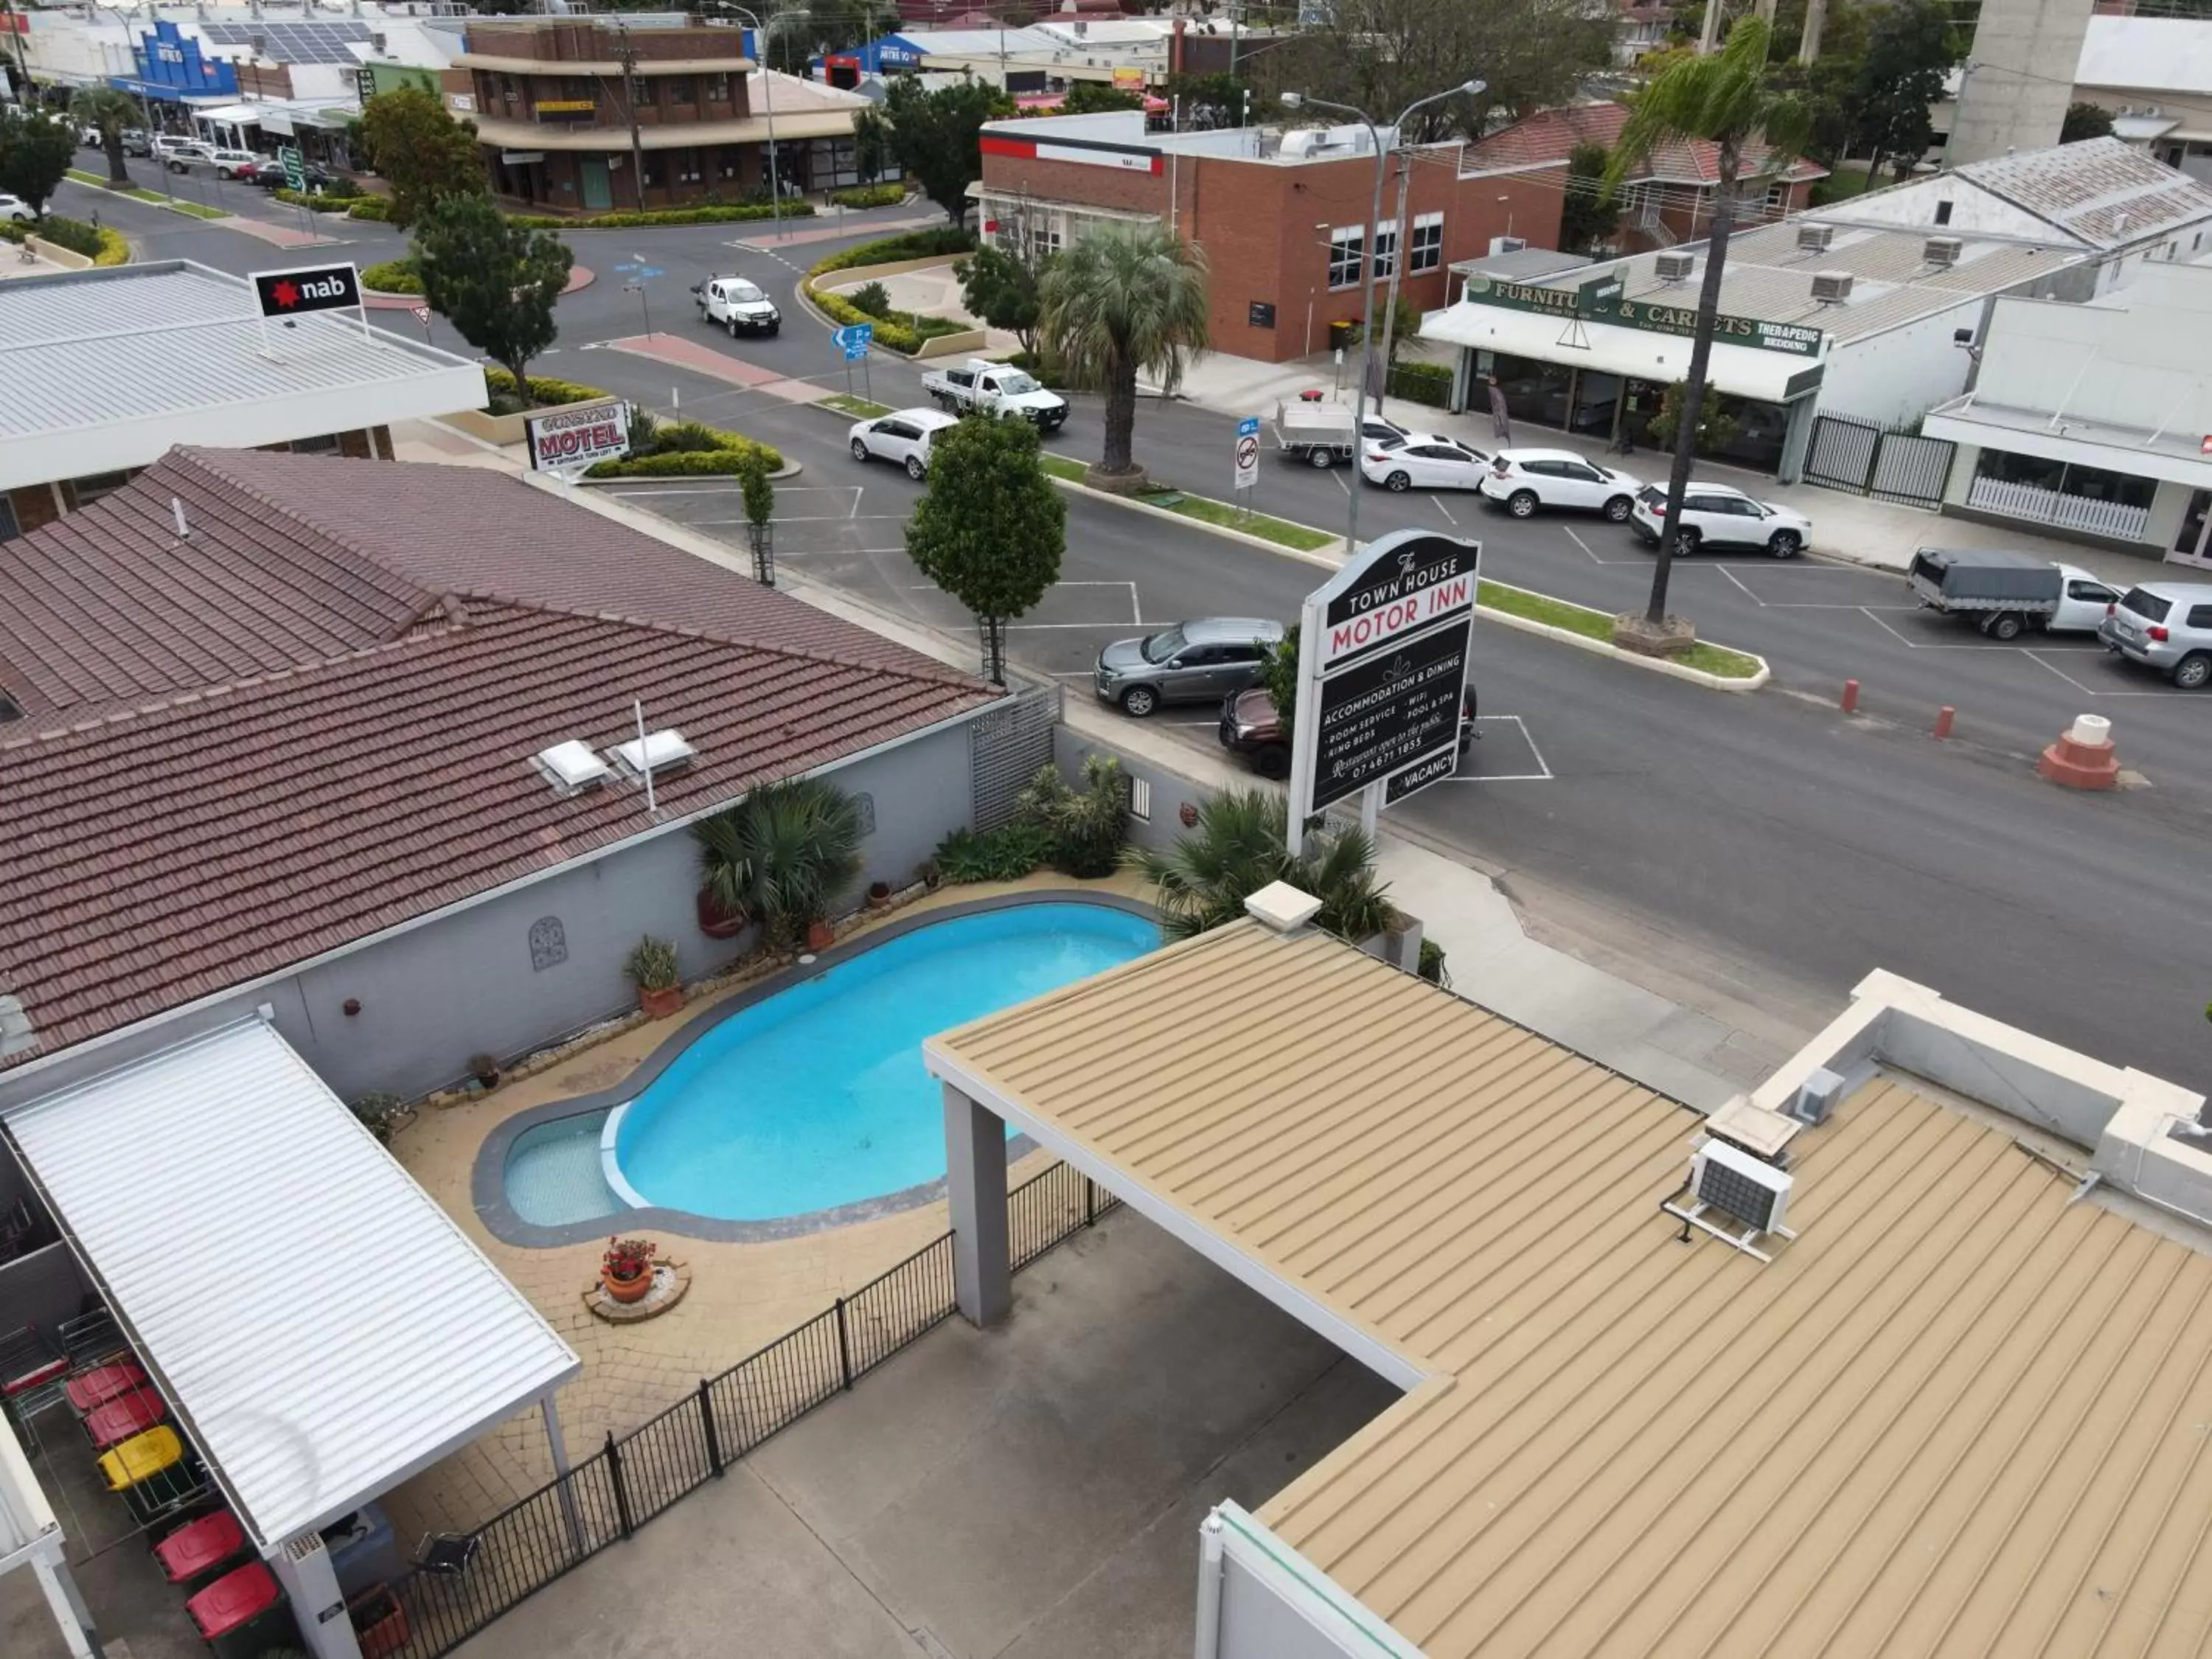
1234,414 -> 1260,494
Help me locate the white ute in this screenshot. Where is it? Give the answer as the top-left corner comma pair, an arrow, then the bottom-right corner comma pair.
691,274 -> 781,337
920,358 -> 1068,431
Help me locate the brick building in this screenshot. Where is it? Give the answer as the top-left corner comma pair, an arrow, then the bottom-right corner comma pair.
977,111 -> 1563,363
1464,102 -> 1826,254
0,262 -> 483,544
456,16 -> 870,213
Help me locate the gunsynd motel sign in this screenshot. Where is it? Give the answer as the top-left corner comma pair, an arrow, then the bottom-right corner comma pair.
525,400 -> 633,472
1287,529 -> 1480,821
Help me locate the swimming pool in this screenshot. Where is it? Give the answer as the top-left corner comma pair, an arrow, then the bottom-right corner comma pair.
601,902 -> 1158,1222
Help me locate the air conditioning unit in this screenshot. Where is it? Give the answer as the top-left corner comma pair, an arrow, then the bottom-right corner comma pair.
1788,1065 -> 1846,1127
1691,1138 -> 1793,1234
1492,235 -> 1527,254
1653,250 -> 1697,282
1795,223 -> 1833,254
1923,235 -> 1964,268
1810,270 -> 1854,303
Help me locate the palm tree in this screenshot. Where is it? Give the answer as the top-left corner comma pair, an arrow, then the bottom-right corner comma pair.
692,777 -> 864,949
1126,789 -> 1394,945
1036,220 -> 1210,490
1605,19 -> 1809,645
70,87 -> 138,187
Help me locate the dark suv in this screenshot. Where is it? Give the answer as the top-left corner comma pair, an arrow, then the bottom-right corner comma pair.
1219,682 -> 1478,779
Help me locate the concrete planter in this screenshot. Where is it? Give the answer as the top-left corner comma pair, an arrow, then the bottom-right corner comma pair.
442,395 -> 613,448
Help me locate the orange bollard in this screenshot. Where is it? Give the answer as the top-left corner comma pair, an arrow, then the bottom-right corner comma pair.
1841,679 -> 1860,714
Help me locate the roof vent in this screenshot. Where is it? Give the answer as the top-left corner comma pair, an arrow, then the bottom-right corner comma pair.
1795,223 -> 1833,254
1923,234 -> 1963,268
1810,270 -> 1854,303
1653,249 -> 1697,282
535,739 -> 613,792
1787,1065 -> 1847,1126
1663,1138 -> 1798,1263
1245,880 -> 1323,935
609,728 -> 697,778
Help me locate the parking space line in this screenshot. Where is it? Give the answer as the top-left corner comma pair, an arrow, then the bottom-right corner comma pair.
1332,470 -> 1352,498
2023,650 -> 2182,698
1438,715 -> 1554,783
1432,495 -> 1458,525
1564,526 -> 1598,563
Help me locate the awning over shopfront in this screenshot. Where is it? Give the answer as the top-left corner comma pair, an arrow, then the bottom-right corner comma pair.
1419,298 -> 1825,404
1,1020 -> 578,1551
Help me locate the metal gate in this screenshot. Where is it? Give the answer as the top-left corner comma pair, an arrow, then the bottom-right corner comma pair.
1802,414 -> 1954,509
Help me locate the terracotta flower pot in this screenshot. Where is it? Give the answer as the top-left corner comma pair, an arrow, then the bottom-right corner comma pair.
638,984 -> 684,1020
866,881 -> 892,911
695,886 -> 748,939
602,1267 -> 654,1304
806,919 -> 835,951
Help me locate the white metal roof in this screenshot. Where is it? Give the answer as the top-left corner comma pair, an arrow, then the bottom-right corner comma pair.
3,1020 -> 577,1549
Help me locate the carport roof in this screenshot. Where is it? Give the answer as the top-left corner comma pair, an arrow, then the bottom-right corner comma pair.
3,1018 -> 579,1549
927,919 -> 2212,1658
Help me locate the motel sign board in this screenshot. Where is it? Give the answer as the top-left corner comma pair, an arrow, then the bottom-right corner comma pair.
1287,529 -> 1480,833
525,400 -> 633,473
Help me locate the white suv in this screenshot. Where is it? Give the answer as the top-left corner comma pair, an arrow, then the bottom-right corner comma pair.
2099,582 -> 2212,689
1480,448 -> 1644,523
849,408 -> 959,479
1630,481 -> 1812,559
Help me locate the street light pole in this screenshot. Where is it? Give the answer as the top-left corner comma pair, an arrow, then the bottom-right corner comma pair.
1280,80 -> 1482,560
706,2 -> 782,235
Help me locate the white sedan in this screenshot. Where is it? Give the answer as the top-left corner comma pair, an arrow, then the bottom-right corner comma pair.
1360,437 -> 1489,493
0,193 -> 32,225
848,407 -> 959,479
1630,481 -> 1813,558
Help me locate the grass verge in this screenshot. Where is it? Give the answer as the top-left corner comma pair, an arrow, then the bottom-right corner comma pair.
64,171 -> 226,218
1151,490 -> 1335,552
821,393 -> 894,419
1478,580 -> 1762,678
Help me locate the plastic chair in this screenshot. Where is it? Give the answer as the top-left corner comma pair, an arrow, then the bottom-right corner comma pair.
153,1510 -> 247,1585
184,1560 -> 282,1641
415,1532 -> 479,1576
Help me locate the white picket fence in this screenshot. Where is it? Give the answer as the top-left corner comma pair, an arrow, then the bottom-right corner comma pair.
1967,475 -> 2150,540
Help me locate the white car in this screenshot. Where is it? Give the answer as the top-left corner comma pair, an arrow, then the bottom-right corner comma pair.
849,408 -> 959,479
208,148 -> 260,179
692,274 -> 780,337
1630,481 -> 1812,559
163,142 -> 214,170
150,135 -> 196,161
0,193 -> 32,225
1479,448 -> 1645,524
1360,436 -> 1489,493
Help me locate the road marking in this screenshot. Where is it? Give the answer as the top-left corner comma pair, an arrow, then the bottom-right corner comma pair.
1857,608 -> 2110,653
1437,715 -> 1554,783
1431,495 -> 1458,525
1332,470 -> 1351,498
1564,526 -> 1596,562
2022,650 -> 2191,698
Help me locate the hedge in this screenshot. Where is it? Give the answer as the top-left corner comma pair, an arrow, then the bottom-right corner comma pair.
482,368 -> 623,407
585,443 -> 779,479
273,188 -> 356,213
32,215 -> 103,258
507,201 -> 817,231
1388,361 -> 1454,408
802,226 -> 978,355
830,182 -> 907,209
347,197 -> 391,223
361,259 -> 422,295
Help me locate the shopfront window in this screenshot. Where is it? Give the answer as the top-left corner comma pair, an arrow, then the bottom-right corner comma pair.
1489,354 -> 1573,428
663,76 -> 695,105
703,74 -> 731,102
2174,488 -> 2212,564
1373,226 -> 1397,282
1328,226 -> 1363,290
1969,448 -> 2157,538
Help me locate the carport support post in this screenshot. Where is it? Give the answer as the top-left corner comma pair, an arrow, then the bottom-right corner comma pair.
943,1082 -> 1012,1326
31,1554 -> 102,1659
543,1394 -> 587,1558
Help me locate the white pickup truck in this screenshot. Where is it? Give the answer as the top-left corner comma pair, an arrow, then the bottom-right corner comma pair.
919,358 -> 1069,431
691,274 -> 781,338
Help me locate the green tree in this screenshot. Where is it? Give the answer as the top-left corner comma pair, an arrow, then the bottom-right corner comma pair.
411,195 -> 574,406
873,74 -> 1007,226
1607,18 -> 1809,641
69,87 -> 137,187
360,86 -> 485,228
1037,220 -> 1211,487
2062,102 -> 2116,145
1257,625 -> 1301,740
1127,790 -> 1394,945
957,242 -> 1045,355
1060,80 -> 1144,116
1559,142 -> 1622,254
1163,72 -> 1280,131
1848,0 -> 1958,184
904,416 -> 1066,685
0,105 -> 74,219
852,105 -> 887,185
1349,290 -> 1422,366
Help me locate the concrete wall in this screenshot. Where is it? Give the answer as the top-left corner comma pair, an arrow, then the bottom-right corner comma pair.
1053,724 -> 1216,857
0,1242 -> 93,1351
1948,0 -> 2094,164
0,721 -> 980,1110
1203,1503 -> 1423,1659
1820,300 -> 1982,428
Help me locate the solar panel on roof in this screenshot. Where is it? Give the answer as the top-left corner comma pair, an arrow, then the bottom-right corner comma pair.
200,20 -> 370,63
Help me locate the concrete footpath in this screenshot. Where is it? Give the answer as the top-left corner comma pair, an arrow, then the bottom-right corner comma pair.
1158,346 -> 2157,584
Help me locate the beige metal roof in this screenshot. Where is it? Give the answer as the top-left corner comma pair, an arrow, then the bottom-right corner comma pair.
929,919 -> 2212,1659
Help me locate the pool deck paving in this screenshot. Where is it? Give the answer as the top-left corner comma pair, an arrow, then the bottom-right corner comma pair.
382,869 -> 1154,1545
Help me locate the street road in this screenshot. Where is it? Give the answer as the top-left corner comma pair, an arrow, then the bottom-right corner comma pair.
59,178 -> 2212,1087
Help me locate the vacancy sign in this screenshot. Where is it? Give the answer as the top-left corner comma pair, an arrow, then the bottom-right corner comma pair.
526,400 -> 632,473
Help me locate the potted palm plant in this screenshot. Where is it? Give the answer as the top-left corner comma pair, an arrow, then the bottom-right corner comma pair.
691,813 -> 754,939
695,779 -> 865,953
600,1236 -> 658,1304
623,935 -> 684,1018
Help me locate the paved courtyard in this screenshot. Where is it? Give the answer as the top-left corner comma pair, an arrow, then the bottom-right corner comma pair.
456,1207 -> 1398,1659
383,872 -> 1149,1544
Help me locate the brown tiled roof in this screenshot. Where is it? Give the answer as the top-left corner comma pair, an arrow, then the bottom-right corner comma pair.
0,451 -> 997,1065
1467,103 -> 1825,188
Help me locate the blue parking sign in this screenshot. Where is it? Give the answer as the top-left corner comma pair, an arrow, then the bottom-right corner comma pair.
834,322 -> 874,360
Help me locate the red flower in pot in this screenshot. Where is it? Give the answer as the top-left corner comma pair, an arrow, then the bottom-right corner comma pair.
602,1236 -> 658,1304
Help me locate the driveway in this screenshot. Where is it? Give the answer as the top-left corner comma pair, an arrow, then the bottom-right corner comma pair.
456,1210 -> 1397,1659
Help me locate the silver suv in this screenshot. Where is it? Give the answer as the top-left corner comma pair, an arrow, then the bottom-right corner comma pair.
2098,582 -> 2212,689
1094,617 -> 1284,717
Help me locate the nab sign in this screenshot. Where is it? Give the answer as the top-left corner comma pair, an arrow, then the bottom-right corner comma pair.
1287,529 -> 1479,833
250,262 -> 364,320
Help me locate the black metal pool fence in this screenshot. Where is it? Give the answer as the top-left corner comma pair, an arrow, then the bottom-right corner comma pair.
383,1161 -> 1118,1658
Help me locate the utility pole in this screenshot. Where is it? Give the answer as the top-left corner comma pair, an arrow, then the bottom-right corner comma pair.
1799,0 -> 1829,63
613,18 -> 647,211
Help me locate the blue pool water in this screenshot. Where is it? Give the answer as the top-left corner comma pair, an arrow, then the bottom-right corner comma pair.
610,904 -> 1158,1221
